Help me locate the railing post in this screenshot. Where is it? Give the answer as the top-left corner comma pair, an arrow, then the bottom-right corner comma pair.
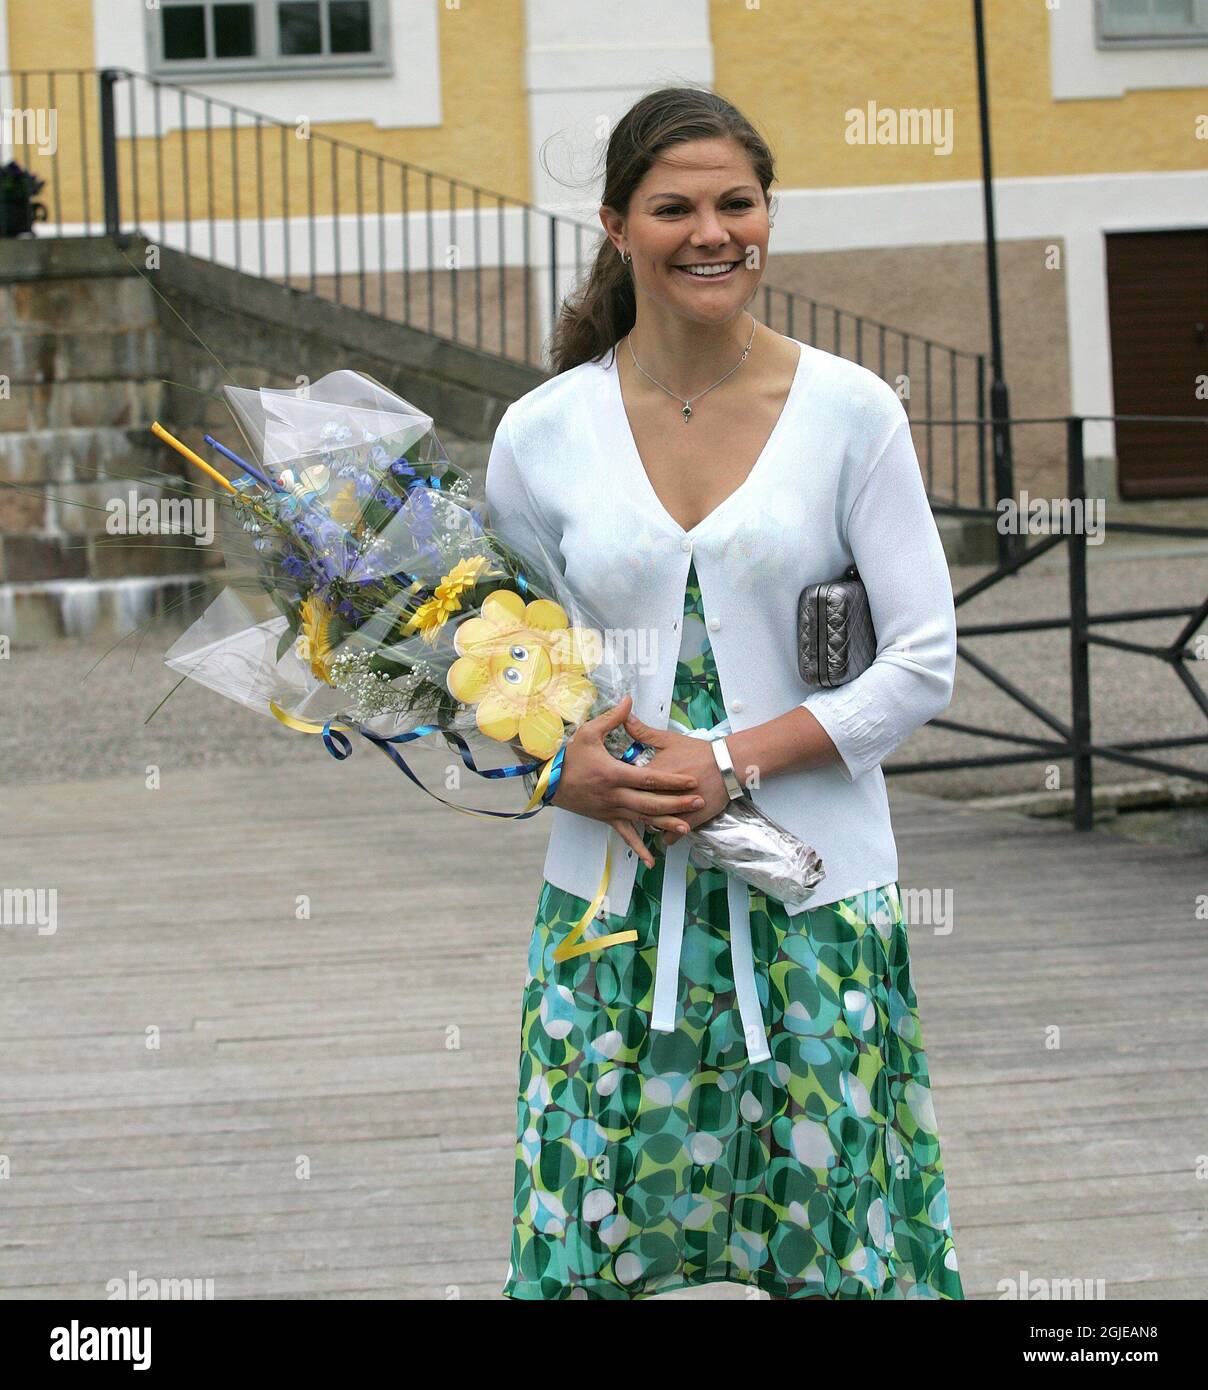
1067,415 -> 1094,829
99,68 -> 121,240
549,215 -> 558,362
976,352 -> 988,509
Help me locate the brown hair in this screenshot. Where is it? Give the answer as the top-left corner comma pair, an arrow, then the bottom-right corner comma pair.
547,85 -> 776,376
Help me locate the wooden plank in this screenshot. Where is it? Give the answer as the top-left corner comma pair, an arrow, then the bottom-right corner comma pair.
2,759 -> 1206,1298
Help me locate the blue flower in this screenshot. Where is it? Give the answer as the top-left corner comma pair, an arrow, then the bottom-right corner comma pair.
406,488 -> 436,539
319,421 -> 354,447
370,486 -> 405,515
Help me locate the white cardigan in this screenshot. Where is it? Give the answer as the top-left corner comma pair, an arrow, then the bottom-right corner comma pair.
484,337 -> 957,916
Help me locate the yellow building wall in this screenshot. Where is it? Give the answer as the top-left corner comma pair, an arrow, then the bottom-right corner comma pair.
3,0 -> 531,222
713,0 -> 1206,185
3,0 -> 1204,226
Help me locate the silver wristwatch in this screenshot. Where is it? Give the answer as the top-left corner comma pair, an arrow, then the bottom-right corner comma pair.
711,735 -> 745,800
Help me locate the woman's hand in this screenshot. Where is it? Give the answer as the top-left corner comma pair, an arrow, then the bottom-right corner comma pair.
620,710 -> 731,849
549,694 -> 708,869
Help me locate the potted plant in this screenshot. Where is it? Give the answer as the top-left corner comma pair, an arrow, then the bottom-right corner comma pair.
1,160 -> 48,237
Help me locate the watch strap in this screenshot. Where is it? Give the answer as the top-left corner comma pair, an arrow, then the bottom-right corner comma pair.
711,736 -> 745,800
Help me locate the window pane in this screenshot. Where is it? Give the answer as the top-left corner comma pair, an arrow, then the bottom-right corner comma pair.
1102,0 -> 1200,33
214,4 -> 256,57
162,5 -> 207,60
278,1 -> 321,55
330,0 -> 372,53
1152,0 -> 1195,28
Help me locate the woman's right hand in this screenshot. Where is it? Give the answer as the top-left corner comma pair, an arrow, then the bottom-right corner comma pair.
549,693 -> 704,869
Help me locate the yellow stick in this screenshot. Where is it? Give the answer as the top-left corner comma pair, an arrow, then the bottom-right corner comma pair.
150,421 -> 237,494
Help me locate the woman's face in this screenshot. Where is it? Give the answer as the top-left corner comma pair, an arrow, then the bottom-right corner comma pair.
603,136 -> 770,327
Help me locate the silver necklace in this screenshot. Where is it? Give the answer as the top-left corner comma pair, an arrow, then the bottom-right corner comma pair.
626,313 -> 757,423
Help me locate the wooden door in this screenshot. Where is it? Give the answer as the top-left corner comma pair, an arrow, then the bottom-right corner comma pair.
1105,230 -> 1208,499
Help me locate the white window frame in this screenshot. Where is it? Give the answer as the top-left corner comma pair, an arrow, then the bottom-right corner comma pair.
1096,0 -> 1208,48
146,0 -> 393,81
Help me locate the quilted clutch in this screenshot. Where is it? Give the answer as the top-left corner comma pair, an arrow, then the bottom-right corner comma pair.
797,564 -> 876,688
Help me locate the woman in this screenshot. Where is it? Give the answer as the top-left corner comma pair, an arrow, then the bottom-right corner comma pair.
486,86 -> 963,1300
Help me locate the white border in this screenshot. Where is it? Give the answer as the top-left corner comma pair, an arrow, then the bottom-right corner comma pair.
523,0 -> 713,216
768,171 -> 1208,460
1050,0 -> 1208,98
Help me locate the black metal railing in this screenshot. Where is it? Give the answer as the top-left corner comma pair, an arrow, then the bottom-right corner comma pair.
0,65 -> 989,505
884,413 -> 1208,827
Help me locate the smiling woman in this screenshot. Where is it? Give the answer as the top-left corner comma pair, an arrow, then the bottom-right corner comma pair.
495,85 -> 964,1302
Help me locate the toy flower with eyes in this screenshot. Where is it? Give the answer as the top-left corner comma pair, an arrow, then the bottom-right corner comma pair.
446,588 -> 602,760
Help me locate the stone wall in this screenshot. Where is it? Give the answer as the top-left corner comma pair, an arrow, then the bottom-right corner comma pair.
0,234 -> 545,643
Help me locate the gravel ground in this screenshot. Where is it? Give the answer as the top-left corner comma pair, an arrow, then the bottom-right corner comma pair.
1,533 -> 1205,811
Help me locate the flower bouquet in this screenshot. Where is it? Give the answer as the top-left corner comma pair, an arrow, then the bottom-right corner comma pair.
153,370 -> 825,957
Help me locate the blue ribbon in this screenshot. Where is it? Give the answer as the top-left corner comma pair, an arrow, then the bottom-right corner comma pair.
319,714 -> 649,820
321,718 -> 563,819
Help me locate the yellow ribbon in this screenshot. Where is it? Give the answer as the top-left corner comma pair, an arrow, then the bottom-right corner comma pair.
267,701 -> 354,736
549,836 -> 639,962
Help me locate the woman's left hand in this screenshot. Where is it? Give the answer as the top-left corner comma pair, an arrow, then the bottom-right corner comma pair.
622,711 -> 730,847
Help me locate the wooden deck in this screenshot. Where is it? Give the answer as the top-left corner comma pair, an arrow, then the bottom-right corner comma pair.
1,753 -> 1205,1299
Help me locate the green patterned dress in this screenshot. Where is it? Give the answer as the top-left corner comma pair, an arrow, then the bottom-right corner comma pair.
503,559 -> 964,1300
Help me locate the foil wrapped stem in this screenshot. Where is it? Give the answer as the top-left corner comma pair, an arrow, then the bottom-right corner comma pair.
604,725 -> 825,907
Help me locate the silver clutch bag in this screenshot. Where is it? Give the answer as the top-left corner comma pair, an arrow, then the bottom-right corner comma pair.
797,564 -> 876,687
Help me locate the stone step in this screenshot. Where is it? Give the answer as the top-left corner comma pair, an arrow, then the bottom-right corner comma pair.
935,512 -> 1000,566
0,276 -> 156,333
0,572 -> 218,645
0,379 -> 166,433
0,530 -> 212,584
0,423 -> 183,486
0,325 -> 161,383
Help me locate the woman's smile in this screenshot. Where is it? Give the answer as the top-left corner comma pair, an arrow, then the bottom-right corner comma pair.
671,258 -> 743,285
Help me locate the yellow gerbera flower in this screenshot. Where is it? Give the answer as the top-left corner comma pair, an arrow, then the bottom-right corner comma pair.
324,484 -> 366,527
296,595 -> 336,683
404,554 -> 503,646
446,587 -> 602,760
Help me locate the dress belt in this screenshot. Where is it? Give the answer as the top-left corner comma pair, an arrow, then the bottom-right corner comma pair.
649,717 -> 772,1065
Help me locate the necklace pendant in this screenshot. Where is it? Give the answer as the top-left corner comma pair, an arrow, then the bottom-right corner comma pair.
681,402 -> 692,423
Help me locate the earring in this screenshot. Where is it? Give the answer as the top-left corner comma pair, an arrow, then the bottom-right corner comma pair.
621,249 -> 631,264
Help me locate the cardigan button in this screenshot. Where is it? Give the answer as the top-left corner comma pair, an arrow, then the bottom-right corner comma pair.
732,699 -> 744,713
680,538 -> 692,553
708,617 -> 720,631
